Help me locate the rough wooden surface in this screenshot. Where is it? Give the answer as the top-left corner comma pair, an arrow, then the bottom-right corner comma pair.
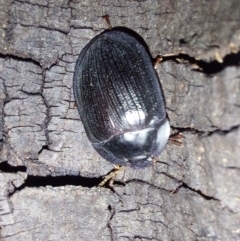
0,0 -> 240,240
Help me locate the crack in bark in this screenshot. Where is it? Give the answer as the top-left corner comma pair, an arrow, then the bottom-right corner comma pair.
118,207 -> 140,213
39,70 -> 51,154
18,23 -> 71,35
161,51 -> 240,75
171,124 -> 240,137
7,174 -> 103,197
136,218 -> 170,230
107,222 -> 114,241
180,182 -> 220,201
2,226 -> 42,239
14,0 -> 48,8
125,179 -> 180,193
0,53 -> 41,67
0,162 -> 103,196
107,204 -> 115,241
122,235 -> 160,241
125,177 -> 220,202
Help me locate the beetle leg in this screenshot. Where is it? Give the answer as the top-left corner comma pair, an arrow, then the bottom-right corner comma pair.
154,56 -> 163,69
170,182 -> 183,195
152,156 -> 157,163
102,15 -> 112,29
99,165 -> 125,187
169,133 -> 184,146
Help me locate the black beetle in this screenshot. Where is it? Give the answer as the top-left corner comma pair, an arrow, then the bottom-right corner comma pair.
73,25 -> 170,168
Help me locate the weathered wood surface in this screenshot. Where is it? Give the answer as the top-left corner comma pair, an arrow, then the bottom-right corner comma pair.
0,0 -> 240,240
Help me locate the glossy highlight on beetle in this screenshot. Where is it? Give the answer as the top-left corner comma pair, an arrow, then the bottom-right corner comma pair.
73,27 -> 170,168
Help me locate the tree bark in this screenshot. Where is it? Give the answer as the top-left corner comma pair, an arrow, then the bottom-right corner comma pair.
0,0 -> 240,240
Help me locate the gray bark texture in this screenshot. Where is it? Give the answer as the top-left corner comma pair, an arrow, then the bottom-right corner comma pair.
0,0 -> 240,240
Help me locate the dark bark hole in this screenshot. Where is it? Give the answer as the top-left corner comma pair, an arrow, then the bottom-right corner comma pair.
8,175 -> 103,197
0,161 -> 27,172
179,38 -> 188,45
23,175 -> 102,188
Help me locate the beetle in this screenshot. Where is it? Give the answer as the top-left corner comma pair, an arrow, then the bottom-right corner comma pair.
73,22 -> 170,168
